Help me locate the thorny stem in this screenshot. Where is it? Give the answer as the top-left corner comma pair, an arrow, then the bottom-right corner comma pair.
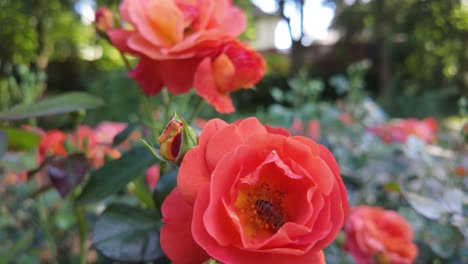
119,51 -> 132,71
187,97 -> 204,124
141,93 -> 160,140
75,206 -> 88,264
162,89 -> 172,123
38,196 -> 58,264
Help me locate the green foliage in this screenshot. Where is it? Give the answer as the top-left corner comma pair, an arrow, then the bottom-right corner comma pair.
83,68 -> 141,125
76,146 -> 156,205
332,0 -> 467,98
0,92 -> 104,121
261,62 -> 467,263
0,127 -> 41,151
0,64 -> 46,111
0,0 -> 38,63
91,204 -> 163,262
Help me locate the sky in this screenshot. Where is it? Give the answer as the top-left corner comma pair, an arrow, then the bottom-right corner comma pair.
251,0 -> 335,49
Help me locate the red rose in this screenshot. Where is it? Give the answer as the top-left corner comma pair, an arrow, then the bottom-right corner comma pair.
161,117 -> 349,263
108,0 -> 265,113
344,206 -> 418,264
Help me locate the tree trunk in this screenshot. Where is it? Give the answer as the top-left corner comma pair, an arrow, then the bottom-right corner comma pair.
375,0 -> 391,97
290,40 -> 305,75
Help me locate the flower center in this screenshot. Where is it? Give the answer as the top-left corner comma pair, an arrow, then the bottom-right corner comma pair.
235,182 -> 287,235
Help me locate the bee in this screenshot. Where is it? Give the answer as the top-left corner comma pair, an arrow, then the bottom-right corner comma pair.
255,199 -> 285,230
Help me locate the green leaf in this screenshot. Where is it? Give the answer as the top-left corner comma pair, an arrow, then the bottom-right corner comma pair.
76,146 -> 155,205
153,168 -> 177,210
131,175 -> 155,208
0,130 -> 6,157
383,181 -> 401,193
112,124 -> 137,147
1,127 -> 41,151
92,204 -> 163,262
0,92 -> 104,121
141,139 -> 168,162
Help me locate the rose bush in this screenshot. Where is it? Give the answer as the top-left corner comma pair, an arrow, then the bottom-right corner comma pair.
107,0 -> 265,113
344,206 -> 418,264
368,117 -> 438,144
161,117 -> 349,263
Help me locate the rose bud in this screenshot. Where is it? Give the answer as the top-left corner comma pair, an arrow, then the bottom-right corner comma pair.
158,114 -> 198,164
94,7 -> 114,32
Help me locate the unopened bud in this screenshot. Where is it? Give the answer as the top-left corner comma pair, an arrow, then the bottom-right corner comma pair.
95,7 -> 114,32
157,113 -> 198,164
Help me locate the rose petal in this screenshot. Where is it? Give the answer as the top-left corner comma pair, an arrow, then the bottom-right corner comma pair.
160,58 -> 201,94
192,185 -> 326,264
205,123 -> 244,171
107,29 -> 138,55
318,145 -> 349,216
129,57 -> 164,96
129,0 -> 182,47
178,147 -> 211,205
161,188 -> 209,264
194,57 -> 235,113
264,125 -> 290,136
204,146 -> 261,246
217,4 -> 246,37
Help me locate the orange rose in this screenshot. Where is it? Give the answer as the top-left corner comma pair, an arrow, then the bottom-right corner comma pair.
344,206 -> 418,264
161,117 -> 349,263
107,0 -> 265,113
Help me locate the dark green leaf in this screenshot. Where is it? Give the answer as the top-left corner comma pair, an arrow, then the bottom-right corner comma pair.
0,130 -> 6,156
92,204 -> 163,262
132,175 -> 155,208
141,139 -> 168,162
76,146 -> 155,204
383,181 -> 401,193
112,124 -> 137,147
1,127 -> 41,151
0,92 -> 104,121
153,169 -> 177,209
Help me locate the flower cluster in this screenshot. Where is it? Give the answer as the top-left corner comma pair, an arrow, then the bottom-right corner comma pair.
368,117 -> 438,144
28,122 -> 159,193
160,117 -> 349,263
101,0 -> 265,113
39,122 -> 131,168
